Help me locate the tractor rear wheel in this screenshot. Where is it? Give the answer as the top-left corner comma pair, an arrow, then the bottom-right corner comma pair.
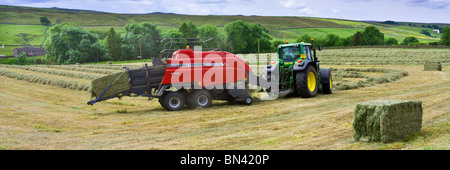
162,91 -> 185,111
186,89 -> 212,109
295,65 -> 318,98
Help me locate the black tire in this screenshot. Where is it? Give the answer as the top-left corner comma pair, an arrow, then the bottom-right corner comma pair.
295,65 -> 318,98
321,69 -> 332,94
186,89 -> 212,109
243,97 -> 253,105
162,92 -> 185,111
158,96 -> 167,110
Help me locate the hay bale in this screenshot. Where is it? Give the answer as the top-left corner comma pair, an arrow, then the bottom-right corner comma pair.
424,62 -> 442,71
353,100 -> 423,143
90,71 -> 129,99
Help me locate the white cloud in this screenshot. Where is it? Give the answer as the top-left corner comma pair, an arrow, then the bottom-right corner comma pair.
297,8 -> 316,15
280,0 -> 307,10
279,0 -> 316,15
407,0 -> 450,9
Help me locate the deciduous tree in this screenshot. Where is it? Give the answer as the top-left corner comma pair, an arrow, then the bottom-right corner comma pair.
225,20 -> 272,53
121,22 -> 162,60
440,27 -> 450,46
105,27 -> 122,61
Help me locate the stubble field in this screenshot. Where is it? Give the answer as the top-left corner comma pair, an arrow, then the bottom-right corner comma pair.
0,48 -> 449,150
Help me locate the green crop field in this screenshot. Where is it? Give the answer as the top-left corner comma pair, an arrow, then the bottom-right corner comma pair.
288,27 -> 364,39
0,45 -> 17,56
0,5 -> 447,57
314,18 -> 370,28
0,24 -> 48,45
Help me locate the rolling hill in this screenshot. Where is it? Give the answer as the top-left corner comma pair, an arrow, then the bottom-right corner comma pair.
0,5 -> 447,56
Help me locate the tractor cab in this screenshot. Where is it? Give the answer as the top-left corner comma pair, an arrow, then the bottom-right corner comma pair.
279,43 -> 311,63
275,42 -> 315,90
265,39 -> 331,98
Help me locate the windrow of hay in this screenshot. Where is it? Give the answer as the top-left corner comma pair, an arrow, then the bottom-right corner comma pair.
424,62 -> 442,71
353,100 -> 423,143
320,48 -> 450,65
0,68 -> 90,91
73,64 -> 141,70
0,65 -> 101,80
331,68 -> 409,90
90,71 -> 130,100
34,65 -> 119,75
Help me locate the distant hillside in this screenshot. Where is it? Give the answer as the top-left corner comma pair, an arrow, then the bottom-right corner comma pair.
0,5 -> 446,56
0,5 -> 345,28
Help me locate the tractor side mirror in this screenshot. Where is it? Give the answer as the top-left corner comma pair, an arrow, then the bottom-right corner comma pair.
318,45 -> 322,51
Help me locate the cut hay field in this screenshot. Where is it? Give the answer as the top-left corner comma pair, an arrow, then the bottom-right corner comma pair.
0,49 -> 449,149
319,48 -> 450,66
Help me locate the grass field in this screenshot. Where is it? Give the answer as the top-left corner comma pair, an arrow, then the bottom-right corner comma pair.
0,45 -> 17,56
287,27 -> 364,39
0,5 -> 445,56
0,48 -> 449,150
0,24 -> 48,46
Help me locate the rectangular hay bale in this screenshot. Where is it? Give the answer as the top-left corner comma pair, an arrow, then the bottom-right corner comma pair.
353,100 -> 423,143
424,62 -> 442,71
90,71 -> 130,100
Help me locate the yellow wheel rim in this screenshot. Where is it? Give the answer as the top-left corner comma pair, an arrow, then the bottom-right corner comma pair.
307,72 -> 316,92
330,75 -> 332,89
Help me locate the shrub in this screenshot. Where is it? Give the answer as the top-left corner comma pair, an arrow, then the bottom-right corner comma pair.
272,40 -> 285,51
385,38 -> 399,45
34,57 -> 42,64
401,36 -> 419,46
16,52 -> 28,65
296,34 -> 312,43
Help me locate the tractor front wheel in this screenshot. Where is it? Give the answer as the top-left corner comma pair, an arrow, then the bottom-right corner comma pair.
295,65 -> 318,98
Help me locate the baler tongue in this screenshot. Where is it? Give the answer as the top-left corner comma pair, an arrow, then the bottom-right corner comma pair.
247,71 -> 275,89
152,56 -> 165,66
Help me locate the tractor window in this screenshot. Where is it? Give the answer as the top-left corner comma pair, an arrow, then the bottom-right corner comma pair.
280,46 -> 300,62
303,46 -> 312,60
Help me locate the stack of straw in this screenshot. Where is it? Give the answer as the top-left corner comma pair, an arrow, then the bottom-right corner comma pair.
90,71 -> 129,99
424,62 -> 442,71
353,100 -> 423,143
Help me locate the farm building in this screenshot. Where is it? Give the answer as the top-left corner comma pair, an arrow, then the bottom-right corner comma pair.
13,47 -> 46,58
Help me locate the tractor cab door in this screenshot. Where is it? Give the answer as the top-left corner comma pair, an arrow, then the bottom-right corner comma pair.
279,46 -> 301,90
303,45 -> 312,61
303,45 -> 319,71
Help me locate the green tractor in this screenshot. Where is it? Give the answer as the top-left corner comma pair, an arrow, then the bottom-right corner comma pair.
264,39 -> 332,98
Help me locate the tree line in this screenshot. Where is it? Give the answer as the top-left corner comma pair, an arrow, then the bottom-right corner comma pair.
292,26 -> 450,47
42,20 -> 274,64
42,19 -> 450,64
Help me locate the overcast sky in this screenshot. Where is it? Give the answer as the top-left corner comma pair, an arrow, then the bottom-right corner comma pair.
2,0 -> 450,23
